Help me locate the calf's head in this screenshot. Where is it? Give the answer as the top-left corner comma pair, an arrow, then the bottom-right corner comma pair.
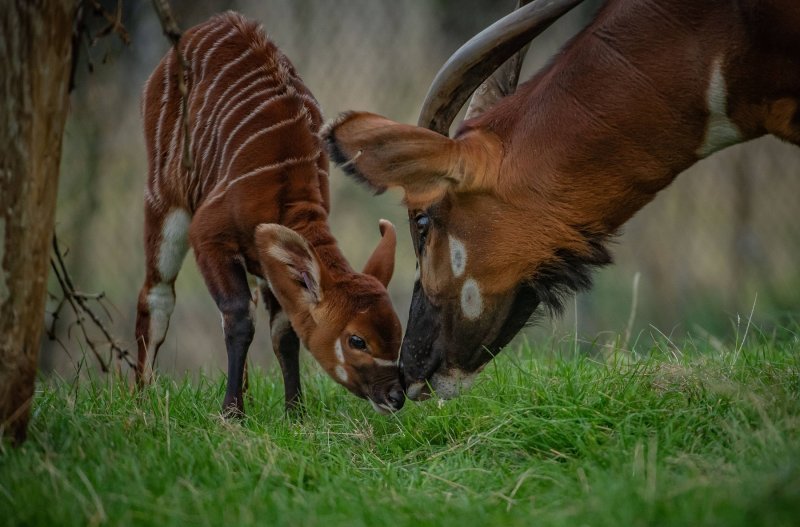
256,221 -> 404,413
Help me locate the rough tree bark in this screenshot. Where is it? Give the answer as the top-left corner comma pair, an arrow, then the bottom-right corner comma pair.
0,0 -> 76,444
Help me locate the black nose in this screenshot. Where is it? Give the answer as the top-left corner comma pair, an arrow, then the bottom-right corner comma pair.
387,384 -> 405,411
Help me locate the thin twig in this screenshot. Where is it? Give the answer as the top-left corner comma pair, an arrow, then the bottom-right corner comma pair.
151,0 -> 193,170
70,0 -> 131,92
49,236 -> 135,371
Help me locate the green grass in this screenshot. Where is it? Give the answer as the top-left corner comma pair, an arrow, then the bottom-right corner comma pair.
2,324 -> 799,527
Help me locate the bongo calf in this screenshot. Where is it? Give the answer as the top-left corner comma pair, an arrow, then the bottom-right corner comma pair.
136,12 -> 404,414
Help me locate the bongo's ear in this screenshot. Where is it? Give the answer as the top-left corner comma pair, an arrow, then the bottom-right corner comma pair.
361,219 -> 396,288
255,224 -> 328,314
324,111 -> 501,205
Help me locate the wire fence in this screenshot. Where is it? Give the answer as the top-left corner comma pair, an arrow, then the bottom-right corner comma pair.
44,0 -> 800,376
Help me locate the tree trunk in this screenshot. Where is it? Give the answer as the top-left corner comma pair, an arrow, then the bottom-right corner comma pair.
0,0 -> 76,445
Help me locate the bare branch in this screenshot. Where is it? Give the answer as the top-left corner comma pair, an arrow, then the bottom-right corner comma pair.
49,236 -> 135,371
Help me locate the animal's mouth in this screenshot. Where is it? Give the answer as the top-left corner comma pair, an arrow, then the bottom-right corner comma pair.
405,381 -> 432,401
369,399 -> 401,414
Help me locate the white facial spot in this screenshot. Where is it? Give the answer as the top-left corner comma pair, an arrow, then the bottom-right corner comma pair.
334,339 -> 345,363
158,209 -> 191,281
335,364 -> 349,383
430,369 -> 478,400
449,235 -> 467,278
697,57 -> 742,158
414,264 -> 420,282
460,278 -> 483,320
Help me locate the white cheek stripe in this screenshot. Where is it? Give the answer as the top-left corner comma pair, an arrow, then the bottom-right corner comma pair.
697,56 -> 742,158
460,278 -> 483,321
372,357 -> 396,367
335,365 -> 349,383
448,235 -> 467,278
334,340 -> 345,363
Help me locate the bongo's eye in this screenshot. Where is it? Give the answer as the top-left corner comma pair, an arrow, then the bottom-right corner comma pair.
415,214 -> 430,237
348,335 -> 367,351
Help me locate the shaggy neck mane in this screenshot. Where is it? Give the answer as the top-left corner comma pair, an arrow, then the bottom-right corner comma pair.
527,229 -> 612,316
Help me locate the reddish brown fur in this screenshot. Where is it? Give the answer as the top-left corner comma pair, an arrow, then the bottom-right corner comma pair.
325,0 -> 800,397
136,12 -> 403,414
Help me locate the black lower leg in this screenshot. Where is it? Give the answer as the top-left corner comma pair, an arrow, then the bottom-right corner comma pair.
194,245 -> 255,418
263,287 -> 303,414
221,307 -> 255,416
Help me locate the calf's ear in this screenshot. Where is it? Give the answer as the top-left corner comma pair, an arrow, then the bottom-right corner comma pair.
362,219 -> 396,288
255,224 -> 329,319
323,112 -> 502,204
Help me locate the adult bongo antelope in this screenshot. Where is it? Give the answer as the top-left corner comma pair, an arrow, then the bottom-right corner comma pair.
324,0 -> 800,400
137,12 -> 405,414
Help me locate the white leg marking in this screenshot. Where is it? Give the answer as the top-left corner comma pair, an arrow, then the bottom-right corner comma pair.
158,209 -> 191,282
448,235 -> 467,278
460,278 -> 483,321
270,310 -> 291,342
697,57 -> 742,158
147,282 -> 175,349
430,369 -> 478,400
334,340 -> 345,363
335,365 -> 349,383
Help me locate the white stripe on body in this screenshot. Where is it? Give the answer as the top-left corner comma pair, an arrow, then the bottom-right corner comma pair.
225,110 -> 308,174
194,68 -> 264,171
151,52 -> 173,206
217,92 -> 297,174
200,85 -> 287,189
697,57 -> 742,158
204,151 -> 320,207
189,22 -> 234,82
201,28 -> 238,78
188,49 -> 254,165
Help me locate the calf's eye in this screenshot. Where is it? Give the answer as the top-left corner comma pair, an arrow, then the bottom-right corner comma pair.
348,335 -> 367,350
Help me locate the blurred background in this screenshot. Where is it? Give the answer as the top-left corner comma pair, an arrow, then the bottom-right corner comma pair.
44,0 -> 800,377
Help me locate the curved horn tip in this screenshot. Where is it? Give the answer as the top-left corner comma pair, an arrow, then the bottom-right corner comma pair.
378,219 -> 395,236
